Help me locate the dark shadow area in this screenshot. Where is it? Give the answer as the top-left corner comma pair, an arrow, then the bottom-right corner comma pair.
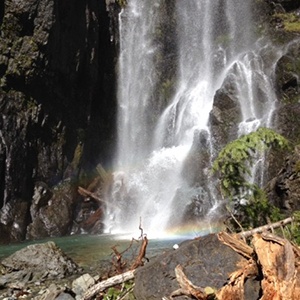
0,2 -> 4,28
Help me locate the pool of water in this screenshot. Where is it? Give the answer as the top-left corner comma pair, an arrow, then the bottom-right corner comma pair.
0,234 -> 189,269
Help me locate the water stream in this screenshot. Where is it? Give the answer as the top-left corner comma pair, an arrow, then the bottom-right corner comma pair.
106,0 -> 281,237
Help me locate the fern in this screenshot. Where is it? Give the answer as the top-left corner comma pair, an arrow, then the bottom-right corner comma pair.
213,127 -> 289,198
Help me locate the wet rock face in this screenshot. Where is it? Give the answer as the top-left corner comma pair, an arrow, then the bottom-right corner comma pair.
209,73 -> 241,152
0,0 -> 116,242
275,41 -> 300,105
267,40 -> 300,212
267,145 -> 300,212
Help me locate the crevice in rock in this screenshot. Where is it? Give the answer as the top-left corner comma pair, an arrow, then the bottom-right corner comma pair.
0,1 -> 4,29
19,13 -> 35,36
0,149 -> 6,208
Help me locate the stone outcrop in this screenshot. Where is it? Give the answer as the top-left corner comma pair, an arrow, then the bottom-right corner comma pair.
267,28 -> 300,208
209,73 -> 241,152
0,241 -> 80,289
267,145 -> 300,212
0,0 -> 118,242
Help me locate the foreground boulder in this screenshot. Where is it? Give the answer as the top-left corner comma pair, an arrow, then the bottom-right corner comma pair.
0,241 -> 80,289
133,234 -> 256,300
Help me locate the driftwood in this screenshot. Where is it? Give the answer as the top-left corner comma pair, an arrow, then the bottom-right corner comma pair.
83,269 -> 136,300
236,216 -> 293,239
78,186 -> 116,211
111,245 -> 127,273
252,233 -> 300,300
84,217 -> 299,300
169,265 -> 207,300
81,208 -> 103,231
78,186 -> 105,205
218,231 -> 253,259
130,236 -> 148,270
84,232 -> 149,299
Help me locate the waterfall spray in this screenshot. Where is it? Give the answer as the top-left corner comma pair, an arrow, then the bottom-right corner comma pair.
106,0 -> 281,237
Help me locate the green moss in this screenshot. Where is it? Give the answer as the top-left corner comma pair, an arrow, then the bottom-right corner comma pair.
282,94 -> 300,105
116,0 -> 127,8
213,127 -> 289,198
294,160 -> 300,173
103,280 -> 135,300
275,13 -> 300,33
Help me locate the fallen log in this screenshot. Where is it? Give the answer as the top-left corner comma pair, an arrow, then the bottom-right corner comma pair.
78,186 -> 116,209
252,233 -> 300,300
80,208 -> 103,231
83,269 -> 136,300
236,216 -> 293,239
78,186 -> 105,204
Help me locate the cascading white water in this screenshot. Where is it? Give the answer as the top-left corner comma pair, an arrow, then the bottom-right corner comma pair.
106,0 -> 281,237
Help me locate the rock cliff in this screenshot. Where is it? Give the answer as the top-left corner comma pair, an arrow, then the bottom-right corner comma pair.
0,0 -> 119,242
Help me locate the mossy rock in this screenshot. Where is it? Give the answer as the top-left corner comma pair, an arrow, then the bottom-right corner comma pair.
274,12 -> 300,33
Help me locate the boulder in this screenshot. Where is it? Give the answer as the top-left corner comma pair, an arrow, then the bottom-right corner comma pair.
0,241 -> 80,289
72,274 -> 95,300
26,181 -> 76,240
133,234 -> 259,300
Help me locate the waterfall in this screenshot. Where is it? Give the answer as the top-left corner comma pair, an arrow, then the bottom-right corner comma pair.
106,0 -> 280,237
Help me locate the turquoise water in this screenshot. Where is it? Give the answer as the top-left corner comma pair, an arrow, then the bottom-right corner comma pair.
0,234 -> 188,269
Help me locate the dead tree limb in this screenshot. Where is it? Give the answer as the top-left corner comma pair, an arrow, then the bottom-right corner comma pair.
218,232 -> 253,259
78,186 -> 105,204
111,245 -> 127,273
83,269 -> 136,300
236,216 -> 293,239
78,186 -> 116,209
169,265 -> 207,299
81,208 -> 103,231
130,236 -> 148,270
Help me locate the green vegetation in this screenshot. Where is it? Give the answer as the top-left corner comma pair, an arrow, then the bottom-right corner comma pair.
116,0 -> 127,8
274,13 -> 300,33
213,127 -> 289,198
213,127 -> 289,229
286,211 -> 300,245
104,280 -> 135,300
236,186 -> 282,229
